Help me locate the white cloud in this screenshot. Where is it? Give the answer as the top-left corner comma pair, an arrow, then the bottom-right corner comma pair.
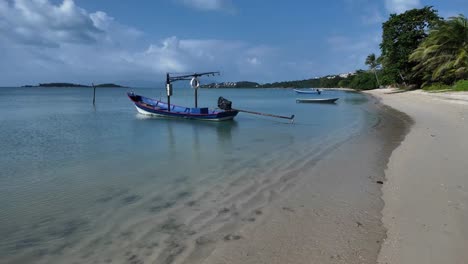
0,0 -> 317,86
0,1 -> 275,85
247,57 -> 260,65
0,0 -> 103,47
385,0 -> 421,14
178,0 -> 234,12
134,36 -> 269,75
90,11 -> 114,31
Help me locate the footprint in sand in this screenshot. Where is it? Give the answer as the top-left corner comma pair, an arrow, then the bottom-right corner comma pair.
223,234 -> 242,241
282,206 -> 295,213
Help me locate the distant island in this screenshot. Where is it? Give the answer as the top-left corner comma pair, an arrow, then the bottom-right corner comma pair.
22,83 -> 125,88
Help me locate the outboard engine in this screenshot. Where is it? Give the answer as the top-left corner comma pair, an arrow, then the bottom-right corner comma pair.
218,97 -> 233,110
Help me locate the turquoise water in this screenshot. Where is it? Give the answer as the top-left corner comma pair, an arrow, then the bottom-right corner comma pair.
0,87 -> 373,263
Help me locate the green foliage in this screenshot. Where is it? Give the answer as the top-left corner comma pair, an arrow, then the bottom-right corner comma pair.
210,8 -> 465,92
348,71 -> 378,90
453,80 -> 468,91
259,72 -> 380,90
380,6 -> 441,86
338,79 -> 351,88
365,53 -> 381,87
422,83 -> 452,91
379,73 -> 395,86
319,76 -> 344,88
365,54 -> 379,70
422,80 -> 468,91
261,76 -> 343,88
410,15 -> 468,86
236,81 -> 260,88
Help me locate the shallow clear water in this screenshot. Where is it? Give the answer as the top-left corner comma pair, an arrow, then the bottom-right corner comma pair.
0,87 -> 374,263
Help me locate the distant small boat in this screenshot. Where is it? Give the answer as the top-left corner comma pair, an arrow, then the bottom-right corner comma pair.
294,89 -> 321,94
296,98 -> 339,104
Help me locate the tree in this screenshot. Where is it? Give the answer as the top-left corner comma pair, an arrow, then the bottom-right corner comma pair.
338,79 -> 351,88
365,53 -> 381,87
410,15 -> 468,86
348,70 -> 378,90
380,6 -> 441,86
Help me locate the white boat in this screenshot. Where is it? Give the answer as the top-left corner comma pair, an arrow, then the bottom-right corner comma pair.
294,89 -> 321,94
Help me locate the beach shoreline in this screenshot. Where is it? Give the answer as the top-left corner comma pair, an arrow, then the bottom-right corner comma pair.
320,87 -> 356,91
200,95 -> 411,264
6,88 -> 459,264
1,89 -> 407,264
366,88 -> 468,264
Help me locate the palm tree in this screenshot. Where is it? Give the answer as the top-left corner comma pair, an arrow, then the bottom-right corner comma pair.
410,15 -> 468,85
365,53 -> 381,87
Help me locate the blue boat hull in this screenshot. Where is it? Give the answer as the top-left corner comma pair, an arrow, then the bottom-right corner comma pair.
127,93 -> 238,121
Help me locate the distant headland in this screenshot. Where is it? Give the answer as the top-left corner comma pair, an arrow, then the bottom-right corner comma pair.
200,73 -> 357,89
21,83 -> 125,88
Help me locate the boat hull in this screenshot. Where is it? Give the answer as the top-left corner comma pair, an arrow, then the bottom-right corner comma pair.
128,93 -> 238,121
296,98 -> 339,104
294,89 -> 320,94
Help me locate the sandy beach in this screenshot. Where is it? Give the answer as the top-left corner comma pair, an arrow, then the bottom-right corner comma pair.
366,89 -> 468,264
202,88 -> 468,264
0,89 -> 408,264
200,95 -> 411,264
1,1 -> 466,263
3,88 -> 466,264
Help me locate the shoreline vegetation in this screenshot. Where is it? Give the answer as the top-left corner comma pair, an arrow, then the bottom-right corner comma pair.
205,7 -> 467,92
13,8 -> 466,93
21,83 -> 125,88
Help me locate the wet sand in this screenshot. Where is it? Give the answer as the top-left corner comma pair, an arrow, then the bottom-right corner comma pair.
367,89 -> 468,264
200,97 -> 411,264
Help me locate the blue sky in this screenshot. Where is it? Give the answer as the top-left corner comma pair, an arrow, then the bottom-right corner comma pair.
0,0 -> 466,86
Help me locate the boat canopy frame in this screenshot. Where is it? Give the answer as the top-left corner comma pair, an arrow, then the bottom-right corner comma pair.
165,72 -> 220,111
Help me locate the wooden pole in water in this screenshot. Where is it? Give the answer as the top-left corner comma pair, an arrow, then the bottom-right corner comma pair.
166,73 -> 171,112
92,83 -> 96,105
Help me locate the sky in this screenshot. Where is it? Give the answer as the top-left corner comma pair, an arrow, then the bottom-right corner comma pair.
0,0 -> 467,86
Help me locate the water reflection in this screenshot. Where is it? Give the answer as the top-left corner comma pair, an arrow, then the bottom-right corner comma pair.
343,92 -> 369,105
192,124 -> 201,161
133,115 -> 238,155
215,121 -> 237,151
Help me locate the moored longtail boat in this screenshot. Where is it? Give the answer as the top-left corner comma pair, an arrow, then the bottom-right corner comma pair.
127,72 -> 238,121
128,72 -> 294,122
127,92 -> 239,121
